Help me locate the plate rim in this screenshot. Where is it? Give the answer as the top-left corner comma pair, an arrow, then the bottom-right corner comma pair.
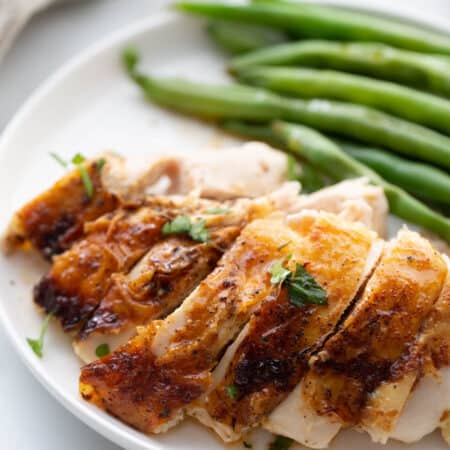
1,2 -> 450,449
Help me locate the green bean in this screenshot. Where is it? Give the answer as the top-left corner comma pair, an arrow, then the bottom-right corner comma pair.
272,121 -> 450,243
221,120 -> 327,192
176,1 -> 450,55
123,49 -> 450,169
337,141 -> 450,205
207,21 -> 288,55
221,120 -> 285,148
230,41 -> 450,97
235,66 -> 450,135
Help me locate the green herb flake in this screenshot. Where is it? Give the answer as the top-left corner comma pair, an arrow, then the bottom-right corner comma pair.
243,441 -> 252,449
162,215 -> 210,243
269,435 -> 293,450
95,343 -> 110,358
70,153 -> 94,199
77,164 -> 94,199
206,207 -> 231,215
288,264 -> 328,307
50,152 -> 68,168
189,219 -> 210,243
26,313 -> 53,358
269,259 -> 291,285
225,383 -> 239,400
96,158 -> 106,171
162,215 -> 192,236
72,153 -> 86,165
270,258 -> 327,308
122,47 -> 139,74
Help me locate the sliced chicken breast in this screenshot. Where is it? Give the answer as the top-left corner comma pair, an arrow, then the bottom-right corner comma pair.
79,215 -> 296,433
265,228 -> 447,448
293,178 -> 388,237
4,143 -> 288,258
74,180 -> 386,363
73,211 -> 245,363
33,196 -> 230,332
188,210 -> 383,442
391,256 -> 450,444
4,155 -> 120,259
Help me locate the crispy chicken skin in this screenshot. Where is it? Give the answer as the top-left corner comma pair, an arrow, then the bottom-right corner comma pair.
74,222 -> 242,363
276,228 -> 447,448
73,186 -> 306,362
188,211 -> 382,442
34,196 -> 230,332
391,258 -> 450,444
5,157 -> 119,259
79,215 -> 303,434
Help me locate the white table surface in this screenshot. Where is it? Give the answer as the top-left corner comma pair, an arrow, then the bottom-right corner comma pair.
1,0 -> 449,449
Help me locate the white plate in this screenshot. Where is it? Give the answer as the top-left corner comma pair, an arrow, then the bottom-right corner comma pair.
0,2 -> 449,450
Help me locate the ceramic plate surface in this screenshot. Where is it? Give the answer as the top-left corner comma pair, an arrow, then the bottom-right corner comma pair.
0,2 -> 449,449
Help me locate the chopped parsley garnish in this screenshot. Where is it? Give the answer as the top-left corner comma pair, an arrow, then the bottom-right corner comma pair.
26,313 -> 53,358
269,435 -> 293,450
288,264 -> 328,307
96,158 -> 106,171
50,152 -> 102,199
269,258 -> 291,285
162,215 -> 210,243
122,47 -> 139,74
269,259 -> 327,307
163,215 -> 191,235
189,219 -> 209,242
225,383 -> 239,400
50,152 -> 68,168
206,207 -> 231,215
72,153 -> 85,165
243,441 -> 252,449
95,343 -> 110,358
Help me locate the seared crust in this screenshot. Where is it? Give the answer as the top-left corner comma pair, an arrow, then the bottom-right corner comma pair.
74,224 -> 242,361
33,204 -> 167,331
418,263 -> 450,369
303,229 -> 447,426
79,217 -> 295,433
189,211 -> 380,440
33,196 -> 221,332
5,159 -> 119,259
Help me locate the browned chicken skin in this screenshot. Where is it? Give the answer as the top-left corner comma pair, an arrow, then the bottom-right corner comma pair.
79,211 -> 384,436
79,216 -> 291,433
302,229 -> 447,427
189,211 -> 382,441
74,224 -> 242,362
33,196 -> 233,332
5,159 -> 119,259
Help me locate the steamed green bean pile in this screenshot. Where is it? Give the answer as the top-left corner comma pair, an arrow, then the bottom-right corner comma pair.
122,0 -> 450,243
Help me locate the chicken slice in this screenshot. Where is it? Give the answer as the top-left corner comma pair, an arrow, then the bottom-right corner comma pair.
79,215 -> 296,433
188,210 -> 383,442
4,154 -> 120,259
73,179 -> 386,363
4,143 -> 287,259
265,228 -> 447,448
33,195 -> 233,332
73,211 -> 245,363
149,142 -> 289,199
390,256 -> 450,444
293,178 -> 388,237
